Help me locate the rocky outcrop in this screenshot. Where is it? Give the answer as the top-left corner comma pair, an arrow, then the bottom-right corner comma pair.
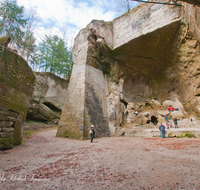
0,46 -> 35,149
27,72 -> 69,122
57,1 -> 200,139
178,0 -> 200,6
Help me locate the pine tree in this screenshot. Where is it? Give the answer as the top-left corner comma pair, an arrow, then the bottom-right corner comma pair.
36,35 -> 73,79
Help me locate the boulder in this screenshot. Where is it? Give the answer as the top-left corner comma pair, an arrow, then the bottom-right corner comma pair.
27,72 -> 69,122
0,47 -> 35,149
170,111 -> 188,119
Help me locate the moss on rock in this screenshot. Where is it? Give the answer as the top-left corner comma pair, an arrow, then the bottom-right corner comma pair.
0,137 -> 14,150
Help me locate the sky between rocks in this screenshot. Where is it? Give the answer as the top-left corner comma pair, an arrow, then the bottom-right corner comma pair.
17,0 -> 140,47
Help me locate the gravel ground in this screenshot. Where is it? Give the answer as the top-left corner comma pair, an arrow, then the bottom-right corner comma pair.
0,129 -> 200,190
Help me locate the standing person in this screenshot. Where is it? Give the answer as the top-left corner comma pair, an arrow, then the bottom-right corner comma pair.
174,118 -> 178,128
90,125 -> 95,143
166,122 -> 169,129
165,115 -> 169,122
159,123 -> 165,138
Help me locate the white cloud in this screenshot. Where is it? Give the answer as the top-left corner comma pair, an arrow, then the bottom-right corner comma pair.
18,0 -> 118,28
17,0 -> 118,46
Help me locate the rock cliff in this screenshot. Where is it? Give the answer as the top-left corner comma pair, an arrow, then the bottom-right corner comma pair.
57,1 -> 200,139
27,72 -> 69,122
0,45 -> 35,149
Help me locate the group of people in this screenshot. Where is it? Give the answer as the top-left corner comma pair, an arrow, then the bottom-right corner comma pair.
159,105 -> 179,138
91,105 -> 179,140
159,117 -> 178,138
165,116 -> 178,129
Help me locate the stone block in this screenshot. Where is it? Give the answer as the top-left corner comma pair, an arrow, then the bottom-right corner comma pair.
0,132 -> 8,138
6,132 -> 14,138
0,108 -> 18,118
2,127 -> 14,132
0,115 -> 17,122
0,121 -> 13,128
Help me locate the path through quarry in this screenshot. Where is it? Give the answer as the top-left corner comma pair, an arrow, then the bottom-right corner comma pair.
0,128 -> 200,189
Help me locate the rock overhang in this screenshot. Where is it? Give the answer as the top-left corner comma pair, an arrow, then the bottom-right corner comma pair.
111,20 -> 181,78
57,2 -> 186,138
113,3 -> 181,49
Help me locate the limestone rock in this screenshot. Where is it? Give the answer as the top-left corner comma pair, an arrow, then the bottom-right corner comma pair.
162,99 -> 184,110
57,1 -> 200,138
0,48 -> 35,149
170,110 -> 188,119
27,72 -> 68,122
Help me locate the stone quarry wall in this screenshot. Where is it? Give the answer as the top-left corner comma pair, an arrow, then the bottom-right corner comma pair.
57,64 -> 86,139
27,72 -> 69,122
58,1 -> 200,138
84,65 -> 109,136
0,47 -> 35,149
113,3 -> 181,49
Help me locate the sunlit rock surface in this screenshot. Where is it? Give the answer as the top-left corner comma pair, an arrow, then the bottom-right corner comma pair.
27,72 -> 69,122
57,1 -> 200,138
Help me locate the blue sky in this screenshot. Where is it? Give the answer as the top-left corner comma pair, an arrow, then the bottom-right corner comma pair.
17,0 -> 140,47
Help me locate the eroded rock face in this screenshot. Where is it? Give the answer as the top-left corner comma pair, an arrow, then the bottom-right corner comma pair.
0,47 -> 35,149
178,0 -> 200,6
27,72 -> 68,122
58,2 -> 200,138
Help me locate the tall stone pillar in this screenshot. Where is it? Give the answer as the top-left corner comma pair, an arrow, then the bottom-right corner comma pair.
56,21 -> 113,138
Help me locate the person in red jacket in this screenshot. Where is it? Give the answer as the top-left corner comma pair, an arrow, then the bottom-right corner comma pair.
168,105 -> 175,112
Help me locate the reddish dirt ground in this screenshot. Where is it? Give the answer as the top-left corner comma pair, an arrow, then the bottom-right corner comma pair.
0,129 -> 200,190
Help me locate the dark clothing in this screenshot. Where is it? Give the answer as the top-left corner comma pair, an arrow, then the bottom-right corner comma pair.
174,118 -> 177,124
159,125 -> 165,132
159,124 -> 165,138
91,128 -> 95,142
174,118 -> 178,128
106,132 -> 110,137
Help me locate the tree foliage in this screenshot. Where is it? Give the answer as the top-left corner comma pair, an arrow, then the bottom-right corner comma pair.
0,0 -> 73,80
36,35 -> 73,79
0,0 -> 27,48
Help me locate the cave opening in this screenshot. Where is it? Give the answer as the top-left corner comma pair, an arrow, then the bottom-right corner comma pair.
151,116 -> 158,125
146,120 -> 150,124
120,100 -> 128,108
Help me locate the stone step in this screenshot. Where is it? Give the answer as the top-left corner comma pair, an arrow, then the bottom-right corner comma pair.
116,128 -> 200,138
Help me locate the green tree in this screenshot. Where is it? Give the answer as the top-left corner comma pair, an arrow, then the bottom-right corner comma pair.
36,35 -> 73,79
0,0 -> 27,48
